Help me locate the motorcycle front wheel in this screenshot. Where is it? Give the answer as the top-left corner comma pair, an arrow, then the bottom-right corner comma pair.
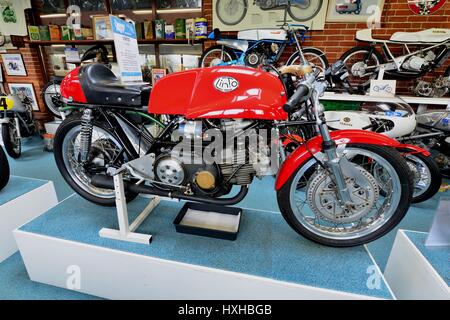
1,121 -> 21,158
287,48 -> 330,77
0,146 -> 10,191
54,114 -> 138,206
42,80 -> 63,118
277,144 -> 412,247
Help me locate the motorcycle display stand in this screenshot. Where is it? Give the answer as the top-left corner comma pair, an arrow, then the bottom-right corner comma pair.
99,172 -> 161,245
384,230 -> 450,300
0,176 -> 57,263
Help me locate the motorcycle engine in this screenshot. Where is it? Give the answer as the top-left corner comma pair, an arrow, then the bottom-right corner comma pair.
402,51 -> 435,72
159,119 -> 272,195
245,43 -> 277,68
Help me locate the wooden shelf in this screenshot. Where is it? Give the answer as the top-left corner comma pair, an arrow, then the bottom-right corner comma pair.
25,38 -> 205,46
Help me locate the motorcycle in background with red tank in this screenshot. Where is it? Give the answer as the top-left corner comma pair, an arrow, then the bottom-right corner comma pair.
54,61 -> 416,247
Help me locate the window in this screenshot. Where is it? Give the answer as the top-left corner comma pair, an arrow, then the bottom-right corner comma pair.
39,0 -> 66,14
112,0 -> 152,10
157,0 -> 201,9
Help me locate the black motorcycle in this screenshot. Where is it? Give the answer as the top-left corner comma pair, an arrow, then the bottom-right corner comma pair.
0,146 -> 10,191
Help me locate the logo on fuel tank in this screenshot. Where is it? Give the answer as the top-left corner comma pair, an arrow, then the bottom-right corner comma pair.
214,76 -> 239,93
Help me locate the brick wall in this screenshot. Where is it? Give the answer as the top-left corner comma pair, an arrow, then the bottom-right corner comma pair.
203,0 -> 450,94
0,45 -> 52,124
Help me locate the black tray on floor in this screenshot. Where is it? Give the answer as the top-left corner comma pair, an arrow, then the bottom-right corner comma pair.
173,202 -> 242,241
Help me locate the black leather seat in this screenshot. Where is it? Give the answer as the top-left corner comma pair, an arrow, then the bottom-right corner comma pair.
79,63 -> 150,108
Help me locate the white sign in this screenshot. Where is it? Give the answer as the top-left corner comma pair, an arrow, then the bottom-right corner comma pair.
370,79 -> 396,97
64,48 -> 81,63
110,15 -> 143,83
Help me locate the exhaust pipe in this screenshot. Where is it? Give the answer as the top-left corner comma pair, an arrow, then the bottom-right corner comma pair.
91,175 -> 249,206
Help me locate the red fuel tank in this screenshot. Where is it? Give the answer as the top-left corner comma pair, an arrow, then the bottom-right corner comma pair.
149,66 -> 288,120
60,67 -> 87,104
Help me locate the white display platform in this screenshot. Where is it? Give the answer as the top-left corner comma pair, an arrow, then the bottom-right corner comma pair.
14,230 -> 386,300
384,230 -> 450,300
0,177 -> 58,263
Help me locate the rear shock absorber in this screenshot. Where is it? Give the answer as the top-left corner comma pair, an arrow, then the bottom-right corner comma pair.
79,109 -> 94,164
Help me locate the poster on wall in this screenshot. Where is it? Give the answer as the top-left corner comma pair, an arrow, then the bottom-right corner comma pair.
0,0 -> 31,36
8,83 -> 39,111
408,0 -> 446,15
213,0 -> 329,31
326,0 -> 385,22
1,54 -> 27,76
110,15 -> 143,83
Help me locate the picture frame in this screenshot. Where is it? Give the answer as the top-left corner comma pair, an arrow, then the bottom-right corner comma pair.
1,53 -> 27,76
151,68 -> 167,85
326,0 -> 385,23
92,15 -> 113,40
8,83 -> 39,111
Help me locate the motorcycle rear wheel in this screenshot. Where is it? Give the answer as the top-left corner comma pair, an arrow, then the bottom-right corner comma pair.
340,46 -> 384,91
41,80 -> 63,118
199,45 -> 238,68
277,144 -> 412,247
0,146 -> 10,191
54,114 -> 138,206
1,122 -> 21,159
287,48 -> 330,77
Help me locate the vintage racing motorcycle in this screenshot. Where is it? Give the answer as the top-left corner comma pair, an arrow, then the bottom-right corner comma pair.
340,28 -> 450,97
54,62 -> 416,247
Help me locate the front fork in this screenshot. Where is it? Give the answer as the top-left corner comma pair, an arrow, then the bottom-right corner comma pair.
312,88 -> 353,205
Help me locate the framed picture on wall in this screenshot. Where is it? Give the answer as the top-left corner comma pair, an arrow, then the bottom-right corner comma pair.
92,15 -> 113,40
151,68 -> 167,85
326,0 -> 385,23
1,54 -> 27,76
8,83 -> 39,111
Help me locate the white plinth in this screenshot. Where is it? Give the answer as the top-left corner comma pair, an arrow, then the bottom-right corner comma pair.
14,230 -> 385,300
384,230 -> 450,300
0,178 -> 58,263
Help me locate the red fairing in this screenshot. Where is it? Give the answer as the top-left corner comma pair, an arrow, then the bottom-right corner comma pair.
275,130 -> 404,191
60,67 -> 87,104
149,66 -> 288,120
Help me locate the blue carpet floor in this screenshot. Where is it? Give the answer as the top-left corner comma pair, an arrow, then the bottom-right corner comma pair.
1,136 -> 448,299
0,176 -> 47,206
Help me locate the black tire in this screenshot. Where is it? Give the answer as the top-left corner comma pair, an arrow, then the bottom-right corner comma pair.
41,80 -> 63,118
0,146 -> 10,191
287,47 -> 330,73
277,144 -> 413,247
199,45 -> 238,68
287,0 -> 323,22
340,46 -> 384,91
216,0 -> 248,26
1,122 -> 21,159
407,153 -> 442,204
54,114 -> 138,206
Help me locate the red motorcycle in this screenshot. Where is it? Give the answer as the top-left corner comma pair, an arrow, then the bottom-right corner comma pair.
55,63 -> 415,247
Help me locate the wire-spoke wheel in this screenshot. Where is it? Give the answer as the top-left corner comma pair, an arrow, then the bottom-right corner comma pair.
199,45 -> 237,67
54,114 -> 138,206
287,48 -> 330,77
277,144 -> 412,247
1,121 -> 21,158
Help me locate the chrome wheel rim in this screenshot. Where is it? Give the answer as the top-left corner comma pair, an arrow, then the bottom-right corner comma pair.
44,84 -> 62,115
342,50 -> 380,88
288,148 -> 402,241
62,126 -> 123,199
290,52 -> 327,77
405,154 -> 432,198
201,49 -> 233,67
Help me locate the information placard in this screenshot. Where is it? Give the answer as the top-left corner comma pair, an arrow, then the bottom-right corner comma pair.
110,15 -> 143,83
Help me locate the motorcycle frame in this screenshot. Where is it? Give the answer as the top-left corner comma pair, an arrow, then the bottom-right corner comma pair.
360,38 -> 450,78
215,24 -> 315,66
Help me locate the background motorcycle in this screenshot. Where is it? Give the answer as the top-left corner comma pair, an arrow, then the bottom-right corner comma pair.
41,45 -> 111,118
200,24 -> 328,72
215,0 -> 324,26
340,28 -> 450,96
0,146 -> 10,191
54,60 -> 413,247
0,94 -> 36,158
322,61 -> 442,203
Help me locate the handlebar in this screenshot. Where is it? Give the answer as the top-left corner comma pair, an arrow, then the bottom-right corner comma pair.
283,84 -> 309,113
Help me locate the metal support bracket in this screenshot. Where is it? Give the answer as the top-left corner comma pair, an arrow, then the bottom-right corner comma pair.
99,172 -> 161,245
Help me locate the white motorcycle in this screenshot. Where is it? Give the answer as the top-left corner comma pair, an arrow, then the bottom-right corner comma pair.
340,28 -> 450,97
